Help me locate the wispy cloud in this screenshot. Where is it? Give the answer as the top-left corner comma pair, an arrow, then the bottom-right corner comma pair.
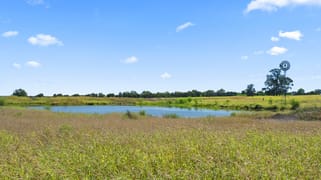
26,0 -> 44,6
161,72 -> 172,79
253,50 -> 265,55
271,36 -> 279,42
28,34 -> 63,46
312,75 -> 321,80
2,31 -> 19,38
26,61 -> 41,68
245,0 -> 321,13
279,30 -> 303,41
176,22 -> 195,32
124,56 -> 138,64
13,63 -> 22,69
267,46 -> 288,56
241,56 -> 249,60
316,27 -> 321,32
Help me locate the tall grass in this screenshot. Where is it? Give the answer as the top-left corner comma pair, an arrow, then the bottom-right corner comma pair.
0,108 -> 321,178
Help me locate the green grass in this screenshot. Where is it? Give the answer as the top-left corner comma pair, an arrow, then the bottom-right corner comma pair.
0,107 -> 321,178
1,129 -> 321,179
2,95 -> 321,111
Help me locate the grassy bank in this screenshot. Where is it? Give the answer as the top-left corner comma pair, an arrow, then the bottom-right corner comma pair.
1,95 -> 321,111
1,107 -> 321,179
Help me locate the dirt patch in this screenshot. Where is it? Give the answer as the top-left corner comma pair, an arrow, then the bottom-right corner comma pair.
271,113 -> 299,121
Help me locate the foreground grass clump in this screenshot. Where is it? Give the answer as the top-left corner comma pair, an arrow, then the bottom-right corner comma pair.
0,108 -> 321,179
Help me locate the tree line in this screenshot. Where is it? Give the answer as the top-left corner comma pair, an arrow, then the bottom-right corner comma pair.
10,64 -> 321,98
11,88 -> 321,98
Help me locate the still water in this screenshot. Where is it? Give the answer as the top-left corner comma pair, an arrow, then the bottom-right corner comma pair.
29,105 -> 235,118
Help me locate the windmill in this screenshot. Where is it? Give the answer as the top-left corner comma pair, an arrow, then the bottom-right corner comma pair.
279,61 -> 291,104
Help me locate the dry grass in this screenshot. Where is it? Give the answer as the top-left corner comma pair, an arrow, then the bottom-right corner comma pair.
1,107 -> 321,134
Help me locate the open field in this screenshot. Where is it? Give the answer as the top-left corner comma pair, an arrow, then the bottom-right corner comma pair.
1,107 -> 321,179
1,95 -> 321,111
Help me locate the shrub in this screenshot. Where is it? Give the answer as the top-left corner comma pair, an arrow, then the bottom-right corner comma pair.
163,113 -> 180,119
0,98 -> 5,106
124,110 -> 138,119
44,106 -> 52,111
139,110 -> 146,116
266,105 -> 278,111
35,93 -> 44,97
290,99 -> 300,110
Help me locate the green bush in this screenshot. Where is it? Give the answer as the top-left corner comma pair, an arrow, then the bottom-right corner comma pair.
163,113 -> 180,119
290,99 -> 300,110
139,110 -> 146,116
0,98 -> 5,106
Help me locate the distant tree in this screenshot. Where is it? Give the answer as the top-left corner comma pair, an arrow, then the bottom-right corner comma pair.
264,68 -> 293,96
72,94 -> 80,97
35,93 -> 44,97
203,90 -> 216,97
12,89 -> 28,97
315,89 -> 321,95
86,93 -> 98,97
307,89 -> 321,95
256,91 -> 265,96
216,89 -> 226,96
98,93 -> 105,97
156,92 -> 170,98
53,93 -> 63,97
191,90 -> 202,97
296,88 -> 305,95
107,93 -> 115,97
122,91 -> 139,98
245,84 -> 256,96
141,91 -> 153,98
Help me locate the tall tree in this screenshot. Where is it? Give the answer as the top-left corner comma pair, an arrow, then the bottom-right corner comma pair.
264,68 -> 293,96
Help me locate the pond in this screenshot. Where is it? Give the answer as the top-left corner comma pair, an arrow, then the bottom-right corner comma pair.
29,105 -> 235,118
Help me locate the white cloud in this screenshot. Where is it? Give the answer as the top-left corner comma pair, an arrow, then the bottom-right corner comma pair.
241,56 -> 249,60
161,72 -> 172,79
245,0 -> 321,13
267,46 -> 288,56
279,30 -> 303,41
28,34 -> 63,46
2,31 -> 19,38
176,22 -> 195,32
316,27 -> 321,32
26,61 -> 41,68
26,0 -> 44,5
124,56 -> 138,64
13,63 -> 22,69
271,36 -> 279,42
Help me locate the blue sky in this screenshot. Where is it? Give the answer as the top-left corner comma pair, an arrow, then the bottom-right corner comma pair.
1,0 -> 321,95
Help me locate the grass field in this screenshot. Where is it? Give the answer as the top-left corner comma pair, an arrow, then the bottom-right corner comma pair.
1,95 -> 321,111
1,107 -> 321,179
